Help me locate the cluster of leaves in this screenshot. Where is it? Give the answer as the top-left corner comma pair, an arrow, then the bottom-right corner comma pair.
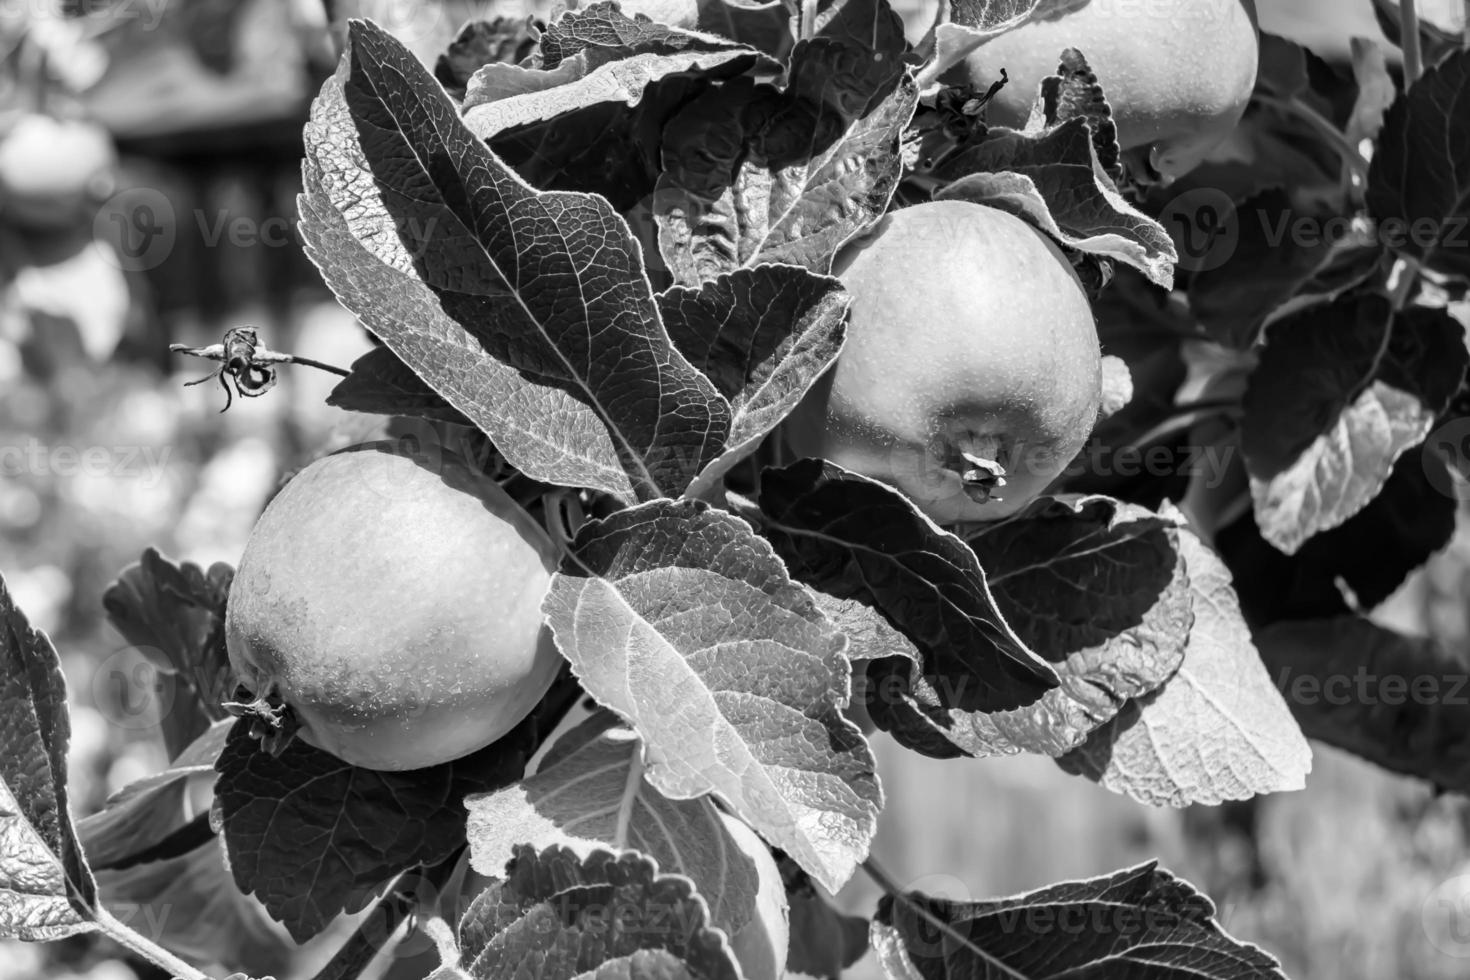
2,0 -> 1468,979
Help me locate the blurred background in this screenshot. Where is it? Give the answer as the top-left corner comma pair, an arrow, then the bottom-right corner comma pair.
3,0 -> 1470,979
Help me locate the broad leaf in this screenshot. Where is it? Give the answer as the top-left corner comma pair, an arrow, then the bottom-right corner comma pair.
1259,616 -> 1470,793
931,0 -> 1090,84
459,846 -> 738,980
77,719 -> 227,870
658,264 -> 850,496
101,548 -> 234,758
756,460 -> 1059,755
465,719 -> 760,937
539,2 -> 742,67
1366,47 -> 1470,282
0,570 -> 97,941
299,20 -> 731,503
783,856 -> 869,977
937,120 -> 1176,288
1219,444 -> 1458,627
873,862 -> 1288,980
655,67 -> 916,284
961,496 -> 1192,756
214,680 -> 574,943
543,499 -> 880,892
1058,527 -> 1312,806
328,346 -> 471,425
1185,189 -> 1346,350
1242,297 -> 1468,554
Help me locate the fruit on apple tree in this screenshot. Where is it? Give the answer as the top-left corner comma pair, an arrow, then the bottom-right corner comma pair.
225,440 -> 564,771
0,113 -> 116,229
716,809 -> 789,980
951,0 -> 1260,183
785,200 -> 1102,524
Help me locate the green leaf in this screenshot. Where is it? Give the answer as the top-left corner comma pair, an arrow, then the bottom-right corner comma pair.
936,119 -> 1176,288
327,346 -> 472,425
1242,297 -> 1468,554
0,570 -> 97,941
459,846 -> 737,980
654,63 -> 916,284
873,861 -> 1289,980
101,548 -> 234,758
465,718 -> 761,937
963,495 -> 1193,756
1058,526 -> 1312,807
756,460 -> 1060,754
299,20 -> 731,503
1366,47 -> 1470,282
214,680 -> 575,943
658,264 -> 849,496
542,498 -> 880,893
1259,615 -> 1470,793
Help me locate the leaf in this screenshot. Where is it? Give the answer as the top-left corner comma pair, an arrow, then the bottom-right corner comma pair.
299,20 -> 731,503
94,836 -> 289,978
658,264 -> 849,495
1366,47 -> 1470,282
1031,48 -> 1122,182
872,861 -> 1288,980
214,680 -> 575,943
755,460 -> 1059,756
459,846 -> 738,980
782,857 -> 869,977
1184,189 -> 1344,350
463,48 -> 759,136
1258,616 -> 1470,793
1218,443 -> 1458,627
1242,297 -> 1468,554
76,719 -> 227,870
465,720 -> 760,937
542,498 -> 880,893
327,346 -> 472,425
931,0 -> 1089,83
434,16 -> 542,98
654,67 -> 916,285
539,2 -> 743,67
1058,526 -> 1312,807
936,119 -> 1177,288
101,548 -> 234,757
959,496 -> 1193,756
0,570 -> 97,941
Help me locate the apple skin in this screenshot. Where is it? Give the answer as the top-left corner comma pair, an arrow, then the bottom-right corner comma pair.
0,114 -> 116,229
785,200 -> 1102,524
951,0 -> 1260,183
226,441 -> 564,772
716,810 -> 790,980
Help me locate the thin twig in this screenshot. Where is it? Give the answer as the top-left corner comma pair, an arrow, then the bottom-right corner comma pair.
1251,93 -> 1370,186
94,908 -> 212,980
1402,0 -> 1424,85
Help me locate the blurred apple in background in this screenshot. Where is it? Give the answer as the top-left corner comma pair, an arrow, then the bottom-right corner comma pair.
0,113 -> 116,230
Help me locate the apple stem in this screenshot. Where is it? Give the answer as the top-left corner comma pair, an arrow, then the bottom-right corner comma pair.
1401,0 -> 1424,85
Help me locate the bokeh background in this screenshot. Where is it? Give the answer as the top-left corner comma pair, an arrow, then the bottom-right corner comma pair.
3,0 -> 1470,978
